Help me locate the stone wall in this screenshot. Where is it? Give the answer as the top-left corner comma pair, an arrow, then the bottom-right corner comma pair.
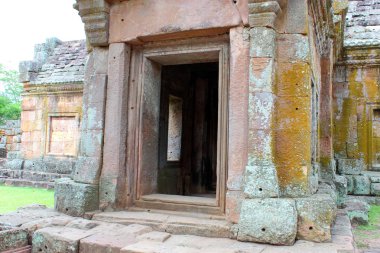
0,39 -> 86,188
333,0 -> 380,197
0,120 -> 22,159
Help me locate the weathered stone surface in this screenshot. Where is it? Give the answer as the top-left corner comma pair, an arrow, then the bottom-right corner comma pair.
0,205 -> 64,227
80,226 -> 139,253
55,179 -> 99,217
334,175 -> 348,206
109,0 -> 243,43
4,159 -> 24,170
0,227 -> 28,252
345,199 -> 370,225
337,158 -> 364,175
371,183 -> 380,196
353,175 -> 371,195
237,199 -> 297,245
295,194 -> 337,242
137,231 -> 171,243
370,176 -> 380,183
73,156 -> 102,184
243,165 -> 279,198
250,27 -> 276,58
32,226 -> 93,253
345,175 -> 354,194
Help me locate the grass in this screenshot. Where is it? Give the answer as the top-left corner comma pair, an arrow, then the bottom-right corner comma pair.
353,205 -> 380,249
0,185 -> 54,214
357,205 -> 380,231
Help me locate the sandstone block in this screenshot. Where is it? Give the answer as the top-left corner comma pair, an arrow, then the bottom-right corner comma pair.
345,175 -> 354,194
370,176 -> 380,183
250,27 -> 276,58
80,227 -> 138,253
337,158 -> 364,175
345,199 -> 370,225
55,179 -> 99,217
73,156 -> 101,184
0,227 -> 28,252
32,227 -> 93,253
371,183 -> 380,196
137,231 -> 171,242
243,165 -> 279,198
295,194 -> 337,242
353,175 -> 371,195
237,198 -> 297,245
334,175 -> 348,206
4,159 -> 24,170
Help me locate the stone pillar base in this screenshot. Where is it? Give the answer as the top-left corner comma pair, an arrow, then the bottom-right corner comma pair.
237,193 -> 337,245
55,178 -> 99,217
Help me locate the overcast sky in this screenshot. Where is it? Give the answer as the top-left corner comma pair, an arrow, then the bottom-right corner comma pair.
0,0 -> 85,71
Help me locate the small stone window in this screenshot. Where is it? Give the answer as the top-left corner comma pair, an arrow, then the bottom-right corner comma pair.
46,114 -> 79,156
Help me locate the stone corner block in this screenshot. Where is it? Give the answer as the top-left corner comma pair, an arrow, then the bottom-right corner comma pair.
295,194 -> 337,242
250,27 -> 276,58
237,198 -> 297,245
353,175 -> 371,195
55,179 -> 99,217
73,156 -> 102,184
0,227 -> 28,252
243,165 -> 279,198
337,158 -> 364,175
371,183 -> 380,196
334,175 -> 348,207
32,226 -> 93,253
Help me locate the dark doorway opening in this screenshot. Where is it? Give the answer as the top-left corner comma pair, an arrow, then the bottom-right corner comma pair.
157,62 -> 219,199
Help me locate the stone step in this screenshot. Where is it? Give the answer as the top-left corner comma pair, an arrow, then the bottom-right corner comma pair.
0,168 -> 68,182
92,210 -> 232,239
0,178 -> 54,189
1,245 -> 32,253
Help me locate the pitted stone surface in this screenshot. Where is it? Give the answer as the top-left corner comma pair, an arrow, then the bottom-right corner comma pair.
237,198 -> 297,245
243,165 -> 279,198
295,194 -> 337,242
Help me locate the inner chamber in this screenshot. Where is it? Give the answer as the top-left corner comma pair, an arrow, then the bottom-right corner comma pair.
157,62 -> 219,199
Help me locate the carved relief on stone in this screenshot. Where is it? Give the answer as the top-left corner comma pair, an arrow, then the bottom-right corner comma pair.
74,0 -> 110,47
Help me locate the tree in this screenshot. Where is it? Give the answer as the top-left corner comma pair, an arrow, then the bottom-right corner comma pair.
0,64 -> 23,103
0,64 -> 22,124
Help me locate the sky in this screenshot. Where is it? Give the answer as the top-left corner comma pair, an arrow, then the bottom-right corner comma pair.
0,0 -> 86,71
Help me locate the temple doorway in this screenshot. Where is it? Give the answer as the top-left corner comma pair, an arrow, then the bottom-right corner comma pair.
157,63 -> 218,199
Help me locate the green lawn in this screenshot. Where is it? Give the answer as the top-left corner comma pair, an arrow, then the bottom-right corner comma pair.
0,185 -> 54,214
353,205 -> 380,249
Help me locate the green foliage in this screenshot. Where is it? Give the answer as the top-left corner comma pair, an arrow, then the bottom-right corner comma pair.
0,64 -> 22,124
0,64 -> 22,103
0,185 -> 54,214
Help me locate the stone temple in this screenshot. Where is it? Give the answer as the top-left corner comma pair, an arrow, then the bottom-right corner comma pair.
1,0 -> 380,251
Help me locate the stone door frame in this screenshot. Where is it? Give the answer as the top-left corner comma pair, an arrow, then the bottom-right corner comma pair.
125,37 -> 229,215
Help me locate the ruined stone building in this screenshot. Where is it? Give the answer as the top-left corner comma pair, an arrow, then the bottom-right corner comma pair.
334,0 -> 380,196
1,0 -> 380,248
0,38 -> 86,188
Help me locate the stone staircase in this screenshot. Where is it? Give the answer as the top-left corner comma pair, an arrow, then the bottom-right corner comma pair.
0,158 -> 74,189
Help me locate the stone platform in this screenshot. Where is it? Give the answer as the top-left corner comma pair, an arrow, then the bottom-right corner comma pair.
0,205 -> 356,253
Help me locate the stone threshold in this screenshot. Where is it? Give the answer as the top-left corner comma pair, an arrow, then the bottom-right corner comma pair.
91,208 -> 232,238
